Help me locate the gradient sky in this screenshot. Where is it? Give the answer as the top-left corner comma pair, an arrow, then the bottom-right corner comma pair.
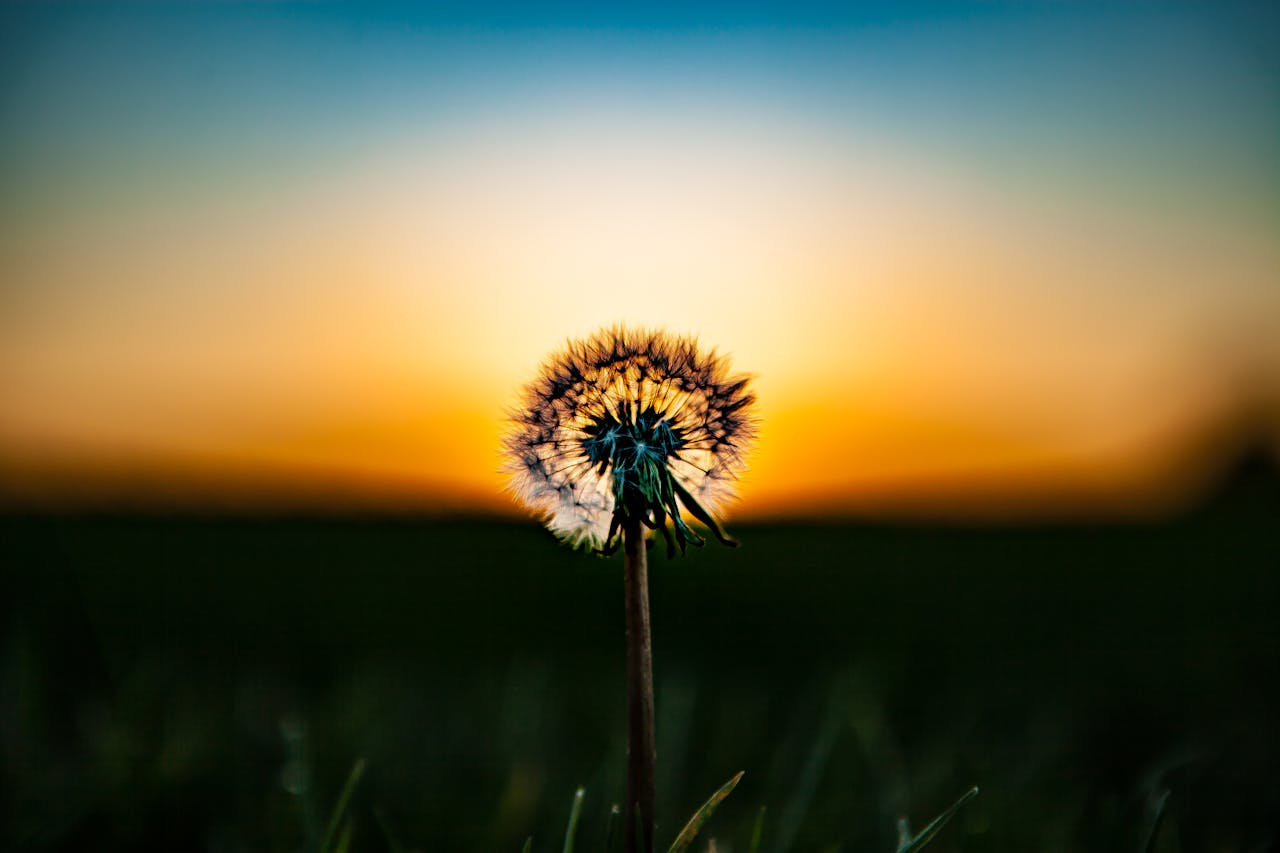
2,2 -> 1278,517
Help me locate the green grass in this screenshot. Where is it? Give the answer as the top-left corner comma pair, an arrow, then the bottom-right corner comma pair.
430,771 -> 971,852
1,476 -> 1277,851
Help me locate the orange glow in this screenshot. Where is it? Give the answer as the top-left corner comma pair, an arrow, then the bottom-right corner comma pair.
3,99 -> 1278,517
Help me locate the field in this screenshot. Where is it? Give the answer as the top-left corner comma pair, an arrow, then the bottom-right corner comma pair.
2,466 -> 1277,852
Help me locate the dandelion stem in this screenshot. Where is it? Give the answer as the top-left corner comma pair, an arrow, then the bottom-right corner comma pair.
623,516 -> 656,853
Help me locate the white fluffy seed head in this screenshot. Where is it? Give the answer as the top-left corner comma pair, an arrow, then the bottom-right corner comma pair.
503,325 -> 756,550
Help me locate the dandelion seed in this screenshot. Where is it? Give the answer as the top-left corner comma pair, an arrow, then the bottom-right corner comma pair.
504,325 -> 756,556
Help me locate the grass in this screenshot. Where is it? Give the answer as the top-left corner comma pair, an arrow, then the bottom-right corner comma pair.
1,470 -> 1277,851
460,770 -> 968,852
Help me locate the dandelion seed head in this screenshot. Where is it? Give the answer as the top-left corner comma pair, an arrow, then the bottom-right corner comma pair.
503,325 -> 756,553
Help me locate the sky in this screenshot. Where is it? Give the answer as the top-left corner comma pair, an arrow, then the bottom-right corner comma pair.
1,1 -> 1278,518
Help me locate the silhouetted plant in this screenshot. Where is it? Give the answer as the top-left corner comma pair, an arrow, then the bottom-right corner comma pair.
505,326 -> 756,852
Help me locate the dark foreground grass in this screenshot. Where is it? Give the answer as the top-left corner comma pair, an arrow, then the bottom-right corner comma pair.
2,470 -> 1277,851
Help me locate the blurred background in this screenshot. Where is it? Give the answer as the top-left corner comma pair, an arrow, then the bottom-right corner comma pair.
2,2 -> 1277,850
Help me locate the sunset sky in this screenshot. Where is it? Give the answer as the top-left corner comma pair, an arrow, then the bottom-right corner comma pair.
2,2 -> 1277,517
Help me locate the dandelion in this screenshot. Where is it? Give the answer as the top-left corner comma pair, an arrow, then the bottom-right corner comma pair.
503,325 -> 756,853
504,325 -> 756,556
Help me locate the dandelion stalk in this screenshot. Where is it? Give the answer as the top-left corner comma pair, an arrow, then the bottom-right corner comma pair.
623,515 -> 656,853
504,326 -> 756,853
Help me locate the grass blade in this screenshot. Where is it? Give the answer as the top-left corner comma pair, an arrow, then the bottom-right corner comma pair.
320,758 -> 367,853
562,787 -> 585,853
897,817 -> 912,849
522,837 -> 532,853
1141,789 -> 1170,853
373,807 -> 405,853
603,804 -> 621,853
332,821 -> 353,853
897,787 -> 979,853
748,806 -> 766,853
667,771 -> 745,853
775,699 -> 842,853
